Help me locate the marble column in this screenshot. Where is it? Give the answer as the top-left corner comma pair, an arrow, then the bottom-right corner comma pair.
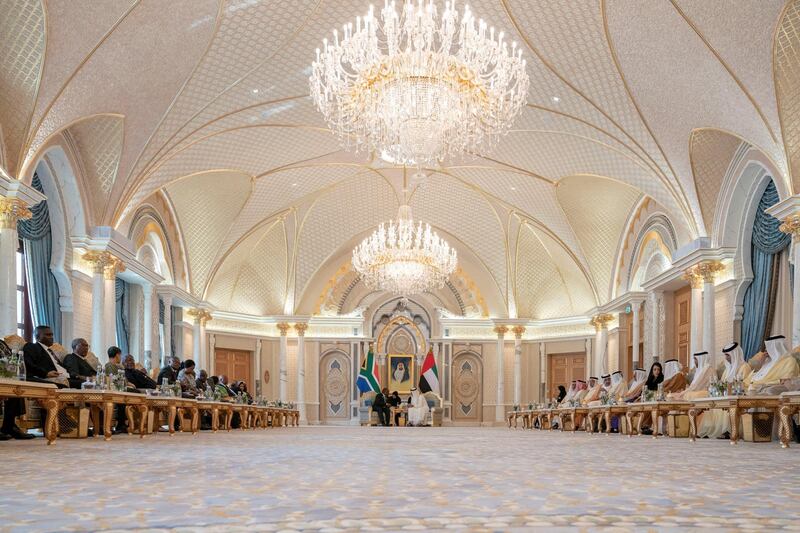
590,314 -> 613,376
0,197 -> 31,334
277,322 -> 290,402
494,325 -> 508,422
779,216 -> 800,346
696,261 -> 724,355
102,262 -> 119,354
539,342 -> 546,403
682,269 -> 704,364
631,301 -> 642,369
512,326 -> 525,407
142,282 -> 154,368
647,291 -> 662,363
254,339 -> 262,399
187,308 -> 211,370
294,322 -> 308,423
82,251 -> 117,359
161,294 -> 173,367
208,333 -> 216,373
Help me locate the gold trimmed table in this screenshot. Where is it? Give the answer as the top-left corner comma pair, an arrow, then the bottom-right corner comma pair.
636,400 -> 692,438
779,392 -> 800,448
54,389 -> 149,442
0,378 -> 58,444
688,395 -> 783,445
143,396 -> 198,436
586,404 -> 629,435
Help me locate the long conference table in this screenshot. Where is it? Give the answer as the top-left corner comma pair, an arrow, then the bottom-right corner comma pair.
0,378 -> 299,444
508,393 -> 799,448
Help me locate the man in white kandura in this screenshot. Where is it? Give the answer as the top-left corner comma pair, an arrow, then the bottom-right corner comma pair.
407,387 -> 430,427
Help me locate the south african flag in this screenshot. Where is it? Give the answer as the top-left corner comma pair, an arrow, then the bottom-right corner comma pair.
356,347 -> 381,394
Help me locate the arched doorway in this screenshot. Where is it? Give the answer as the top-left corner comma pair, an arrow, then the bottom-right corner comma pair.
319,350 -> 350,423
452,351 -> 483,424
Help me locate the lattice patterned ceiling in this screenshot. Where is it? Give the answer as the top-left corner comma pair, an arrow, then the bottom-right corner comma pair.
1,0 -> 796,319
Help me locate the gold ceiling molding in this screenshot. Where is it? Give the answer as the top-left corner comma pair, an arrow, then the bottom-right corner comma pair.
137,94 -> 309,180
599,0 -> 698,237
688,128 -> 745,233
774,0 -> 800,194
132,2 -> 321,182
613,197 -> 653,292
668,0 -> 778,144
21,0 -> 141,176
125,0 -> 225,182
500,0 -> 687,214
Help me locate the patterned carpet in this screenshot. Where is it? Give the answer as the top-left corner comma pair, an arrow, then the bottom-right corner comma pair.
1,426 -> 798,532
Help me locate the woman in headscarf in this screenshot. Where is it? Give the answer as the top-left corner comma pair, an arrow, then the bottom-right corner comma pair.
556,385 -> 567,403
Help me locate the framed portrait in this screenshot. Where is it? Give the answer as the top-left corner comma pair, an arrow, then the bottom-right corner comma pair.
388,354 -> 414,394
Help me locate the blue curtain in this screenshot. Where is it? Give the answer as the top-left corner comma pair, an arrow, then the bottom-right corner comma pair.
741,181 -> 790,359
115,278 -> 130,354
17,173 -> 62,342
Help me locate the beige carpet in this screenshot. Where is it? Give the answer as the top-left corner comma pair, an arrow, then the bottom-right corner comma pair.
1,426 -> 798,532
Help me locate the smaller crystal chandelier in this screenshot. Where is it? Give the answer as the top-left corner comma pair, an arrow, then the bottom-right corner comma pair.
353,203 -> 457,295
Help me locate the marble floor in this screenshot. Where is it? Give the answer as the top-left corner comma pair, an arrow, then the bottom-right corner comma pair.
1,426 -> 798,532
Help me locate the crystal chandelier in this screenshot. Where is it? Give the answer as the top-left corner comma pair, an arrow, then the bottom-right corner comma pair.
353,204 -> 457,295
309,0 -> 529,167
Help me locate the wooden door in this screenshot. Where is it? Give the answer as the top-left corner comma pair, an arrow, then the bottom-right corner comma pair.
319,351 -> 350,423
548,353 -> 585,400
452,352 -> 482,423
623,310 -> 644,374
214,348 -> 252,388
674,286 -> 691,368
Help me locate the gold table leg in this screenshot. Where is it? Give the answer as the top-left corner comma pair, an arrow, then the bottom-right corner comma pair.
605,411 -> 612,435
39,398 -> 59,445
168,405 -> 177,436
688,408 -> 698,442
137,405 -> 148,438
103,401 -> 114,441
779,405 -> 793,449
729,407 -> 739,445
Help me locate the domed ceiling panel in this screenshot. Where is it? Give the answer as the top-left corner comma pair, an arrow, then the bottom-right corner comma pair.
411,175 -> 508,299
516,224 -> 596,319
689,129 -> 746,233
165,170 -> 252,296
0,0 -> 44,174
557,175 -> 641,303
294,174 -> 398,304
65,114 -> 124,224
207,220 -> 287,315
128,0 -> 319,182
220,165 -> 364,252
776,0 -> 800,193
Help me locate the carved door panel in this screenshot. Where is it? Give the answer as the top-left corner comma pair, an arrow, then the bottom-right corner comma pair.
214,349 -> 252,388
674,286 -> 691,368
452,352 -> 482,423
548,353 -> 585,400
320,352 -> 350,423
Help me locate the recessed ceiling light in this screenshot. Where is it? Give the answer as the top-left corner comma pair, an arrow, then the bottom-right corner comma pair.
510,186 -> 516,191
252,88 -> 259,94
291,183 -> 298,187
552,96 -> 560,103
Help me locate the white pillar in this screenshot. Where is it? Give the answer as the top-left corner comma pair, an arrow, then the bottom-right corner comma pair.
142,282 -> 154,367
161,294 -> 172,367
0,198 -> 30,335
277,322 -> 290,402
590,314 -> 612,376
690,284 -> 703,358
512,326 -> 525,406
192,315 -> 201,362
539,342 -> 547,403
778,217 -> 800,346
255,338 -> 262,399
697,261 -> 723,355
631,301 -> 641,368
494,325 -> 508,422
103,269 -> 116,355
208,333 -> 216,374
647,291 -> 662,363
294,322 -> 308,423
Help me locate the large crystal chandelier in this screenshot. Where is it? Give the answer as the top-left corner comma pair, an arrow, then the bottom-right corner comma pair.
309,0 -> 529,166
353,204 -> 457,295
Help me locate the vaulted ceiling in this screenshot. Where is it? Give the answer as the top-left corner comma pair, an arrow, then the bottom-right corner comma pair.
1,0 -> 796,319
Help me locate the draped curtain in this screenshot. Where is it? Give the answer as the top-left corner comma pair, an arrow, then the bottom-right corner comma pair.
741,180 -> 790,359
17,173 -> 62,342
115,278 -> 131,354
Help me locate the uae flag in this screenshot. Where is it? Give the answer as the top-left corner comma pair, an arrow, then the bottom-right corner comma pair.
356,347 -> 381,394
418,348 -> 440,395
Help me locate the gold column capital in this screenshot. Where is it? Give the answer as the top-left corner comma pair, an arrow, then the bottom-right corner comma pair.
277,322 -> 291,336
779,214 -> 800,239
590,313 -> 614,332
294,322 -> 308,337
511,325 -> 526,339
0,197 -> 32,229
493,325 -> 509,339
681,269 -> 704,290
82,250 -> 125,279
695,260 -> 724,283
187,308 -> 212,325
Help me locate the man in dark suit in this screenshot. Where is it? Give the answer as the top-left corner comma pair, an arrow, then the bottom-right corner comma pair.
372,387 -> 391,426
23,325 -> 69,387
123,355 -> 156,390
62,338 -> 96,389
156,356 -> 180,386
